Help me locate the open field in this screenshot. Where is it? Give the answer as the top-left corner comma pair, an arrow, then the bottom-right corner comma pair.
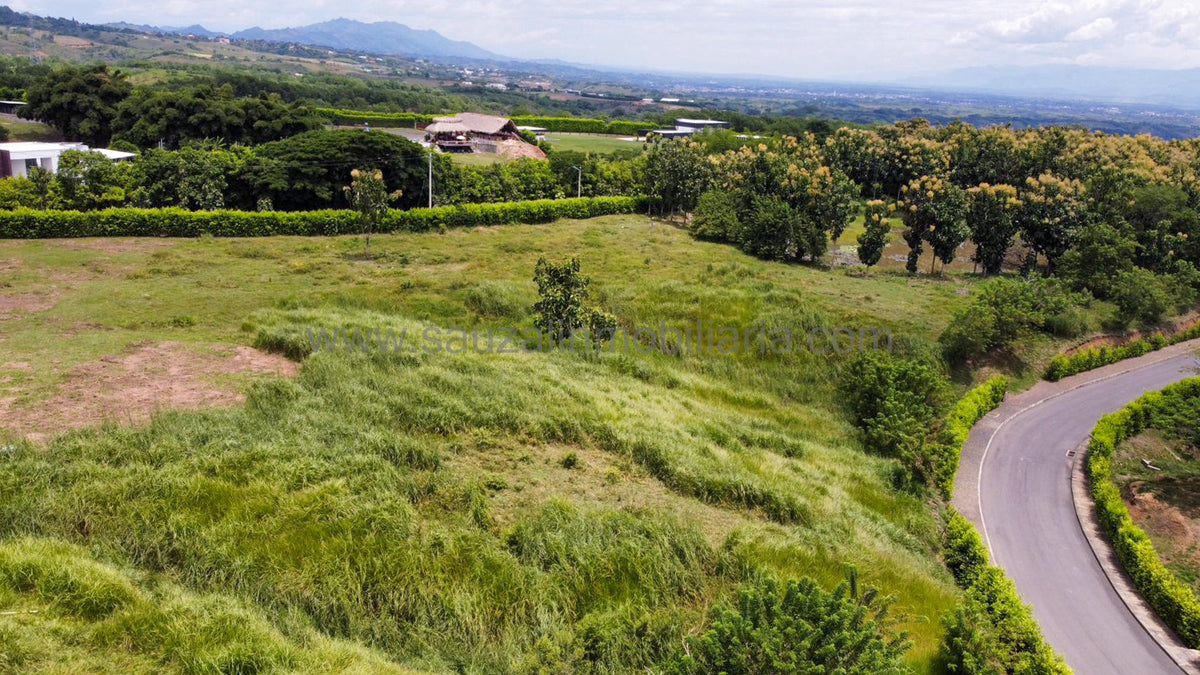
542,132 -> 644,155
0,214 -> 987,672
0,116 -> 61,142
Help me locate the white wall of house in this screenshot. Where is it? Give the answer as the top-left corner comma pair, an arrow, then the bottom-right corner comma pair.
0,142 -> 132,178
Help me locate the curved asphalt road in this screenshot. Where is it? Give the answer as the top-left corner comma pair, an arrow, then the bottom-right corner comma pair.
953,343 -> 1200,675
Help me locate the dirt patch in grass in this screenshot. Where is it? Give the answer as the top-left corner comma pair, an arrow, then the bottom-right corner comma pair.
0,341 -> 298,442
0,290 -> 58,319
1126,487 -> 1200,590
56,239 -> 177,255
1118,431 -> 1200,592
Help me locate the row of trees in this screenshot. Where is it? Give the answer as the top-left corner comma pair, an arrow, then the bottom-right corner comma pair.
637,121 -> 1200,337
0,130 -> 640,212
21,64 -> 322,147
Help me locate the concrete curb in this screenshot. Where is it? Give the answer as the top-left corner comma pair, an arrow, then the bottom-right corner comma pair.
1070,441 -> 1200,674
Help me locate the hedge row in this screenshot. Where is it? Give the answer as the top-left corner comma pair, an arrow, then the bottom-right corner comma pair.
935,378 -> 1069,673
316,108 -> 648,135
940,510 -> 1071,674
1087,379 -> 1200,647
930,376 -> 1008,499
0,197 -> 647,239
510,116 -> 647,136
1045,323 -> 1200,381
318,109 -> 435,127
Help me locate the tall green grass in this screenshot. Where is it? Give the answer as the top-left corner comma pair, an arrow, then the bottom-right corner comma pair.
0,217 -> 986,671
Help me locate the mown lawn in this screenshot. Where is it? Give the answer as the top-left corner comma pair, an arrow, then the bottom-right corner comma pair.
541,132 -> 644,155
0,214 -> 996,673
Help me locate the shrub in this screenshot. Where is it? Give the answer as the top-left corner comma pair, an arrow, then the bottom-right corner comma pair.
689,189 -> 740,242
839,351 -> 949,487
938,510 -> 1070,674
674,572 -> 910,675
933,376 -> 1007,497
940,277 -> 1080,366
1110,267 -> 1172,327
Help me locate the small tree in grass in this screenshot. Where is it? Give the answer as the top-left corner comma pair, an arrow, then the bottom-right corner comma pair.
344,168 -> 400,256
677,568 -> 910,674
857,199 -> 892,268
532,257 -> 616,347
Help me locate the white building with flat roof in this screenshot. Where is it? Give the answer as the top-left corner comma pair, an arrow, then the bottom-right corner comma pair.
0,142 -> 135,178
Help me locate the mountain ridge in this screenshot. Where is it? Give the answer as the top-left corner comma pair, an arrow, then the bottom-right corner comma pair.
106,16 -> 502,61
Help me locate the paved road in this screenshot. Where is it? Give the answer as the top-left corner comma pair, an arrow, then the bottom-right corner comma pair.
953,345 -> 1200,675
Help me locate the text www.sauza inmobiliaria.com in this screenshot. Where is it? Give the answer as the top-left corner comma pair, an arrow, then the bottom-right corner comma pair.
306,321 -> 893,356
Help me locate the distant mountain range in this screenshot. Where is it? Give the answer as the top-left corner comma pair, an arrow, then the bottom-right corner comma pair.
905,65 -> 1200,108
107,17 -> 502,61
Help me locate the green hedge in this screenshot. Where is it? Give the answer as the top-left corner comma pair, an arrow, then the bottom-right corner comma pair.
939,510 -> 1071,674
318,109 -> 435,127
316,108 -> 648,135
511,116 -> 646,136
1045,323 -> 1200,381
1087,379 -> 1200,647
930,376 -> 1008,498
935,378 -> 1069,673
0,197 -> 647,239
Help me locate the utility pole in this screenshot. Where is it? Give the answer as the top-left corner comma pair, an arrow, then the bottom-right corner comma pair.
571,165 -> 581,199
428,148 -> 433,208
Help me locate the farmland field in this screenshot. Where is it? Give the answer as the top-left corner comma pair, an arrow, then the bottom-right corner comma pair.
0,214 -> 986,673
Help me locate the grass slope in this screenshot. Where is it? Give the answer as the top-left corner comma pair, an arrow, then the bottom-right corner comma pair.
0,215 -> 977,672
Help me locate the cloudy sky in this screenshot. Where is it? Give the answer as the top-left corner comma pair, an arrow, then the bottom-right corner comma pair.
13,0 -> 1200,79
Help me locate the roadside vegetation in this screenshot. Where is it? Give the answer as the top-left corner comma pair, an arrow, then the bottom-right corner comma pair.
1089,379 -> 1200,648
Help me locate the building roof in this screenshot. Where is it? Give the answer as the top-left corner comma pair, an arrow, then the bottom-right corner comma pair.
442,112 -> 518,136
0,142 -> 88,159
94,148 -> 137,160
0,142 -> 135,161
675,118 -> 729,126
425,120 -> 470,135
0,100 -> 25,106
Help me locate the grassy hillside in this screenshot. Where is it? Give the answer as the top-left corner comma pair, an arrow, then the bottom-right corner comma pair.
0,215 -> 979,672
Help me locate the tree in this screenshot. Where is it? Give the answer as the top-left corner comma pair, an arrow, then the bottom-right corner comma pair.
55,150 -> 130,211
111,85 -> 321,149
1056,222 -> 1136,299
678,572 -> 909,675
22,64 -> 131,146
532,258 -> 615,346
643,139 -> 711,217
739,195 -> 795,261
1014,173 -> 1088,273
898,175 -> 967,273
1110,267 -> 1172,327
344,168 -> 399,256
251,130 -> 437,211
857,200 -> 892,268
797,165 -> 859,261
128,148 -> 249,210
966,183 -> 1021,275
690,189 -> 740,242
